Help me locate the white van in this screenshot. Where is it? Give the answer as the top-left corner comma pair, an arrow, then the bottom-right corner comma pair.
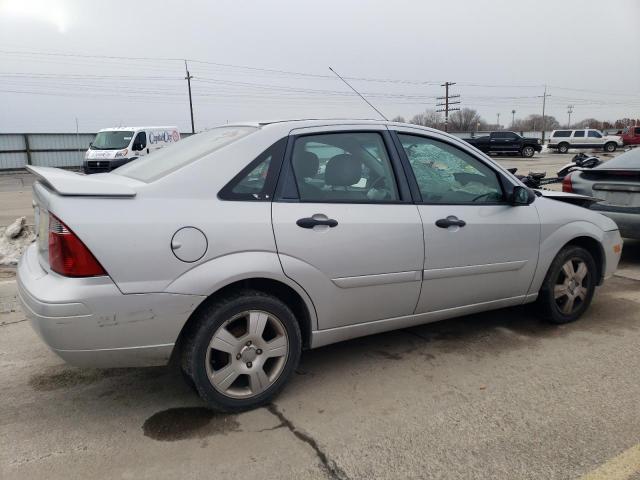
84,126 -> 180,174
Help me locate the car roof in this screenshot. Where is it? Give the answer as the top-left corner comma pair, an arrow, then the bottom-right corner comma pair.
219,118 -> 446,135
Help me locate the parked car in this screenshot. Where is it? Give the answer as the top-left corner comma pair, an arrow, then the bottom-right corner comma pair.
563,148 -> 640,239
464,131 -> 542,157
84,126 -> 180,174
548,129 -> 623,153
19,119 -> 622,412
621,125 -> 640,146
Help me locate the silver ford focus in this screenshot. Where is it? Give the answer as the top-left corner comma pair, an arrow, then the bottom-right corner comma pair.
18,119 -> 622,411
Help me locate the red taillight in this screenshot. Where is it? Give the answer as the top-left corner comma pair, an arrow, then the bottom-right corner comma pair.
48,213 -> 106,277
562,173 -> 573,193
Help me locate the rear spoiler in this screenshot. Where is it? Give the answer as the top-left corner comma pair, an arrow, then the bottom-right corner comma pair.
26,166 -> 137,197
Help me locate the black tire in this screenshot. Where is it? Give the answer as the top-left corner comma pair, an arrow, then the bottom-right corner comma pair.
558,142 -> 570,154
181,290 -> 302,412
536,246 -> 597,324
604,142 -> 617,153
521,145 -> 536,158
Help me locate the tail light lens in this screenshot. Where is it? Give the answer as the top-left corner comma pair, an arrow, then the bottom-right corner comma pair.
48,213 -> 106,277
562,173 -> 573,193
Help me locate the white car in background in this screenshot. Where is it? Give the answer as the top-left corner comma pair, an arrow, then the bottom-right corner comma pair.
84,126 -> 180,174
548,129 -> 623,153
18,119 -> 622,412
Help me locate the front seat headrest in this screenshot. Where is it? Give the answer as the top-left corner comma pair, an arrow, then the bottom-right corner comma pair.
325,154 -> 362,187
293,151 -> 320,179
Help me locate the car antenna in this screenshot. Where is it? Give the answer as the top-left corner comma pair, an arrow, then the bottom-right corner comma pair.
328,66 -> 388,121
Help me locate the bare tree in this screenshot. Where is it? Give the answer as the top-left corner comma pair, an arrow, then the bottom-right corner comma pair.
512,114 -> 560,132
410,109 -> 444,129
391,115 -> 406,123
448,108 -> 483,132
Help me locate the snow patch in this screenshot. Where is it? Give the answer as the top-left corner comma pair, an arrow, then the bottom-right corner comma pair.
0,217 -> 36,266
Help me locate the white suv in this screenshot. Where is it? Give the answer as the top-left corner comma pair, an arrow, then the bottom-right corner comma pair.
548,129 -> 623,153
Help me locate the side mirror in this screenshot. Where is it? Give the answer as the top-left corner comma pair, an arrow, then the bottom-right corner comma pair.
132,143 -> 143,151
89,142 -> 93,147
510,186 -> 534,206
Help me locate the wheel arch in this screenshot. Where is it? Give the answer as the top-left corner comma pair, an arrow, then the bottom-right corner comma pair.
530,222 -> 607,296
171,276 -> 316,365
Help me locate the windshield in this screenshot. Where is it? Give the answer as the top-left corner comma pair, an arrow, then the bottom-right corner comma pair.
114,126 -> 258,182
91,131 -> 134,150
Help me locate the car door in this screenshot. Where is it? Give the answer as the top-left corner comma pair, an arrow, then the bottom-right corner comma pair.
271,126 -> 424,330
492,132 -> 518,153
587,130 -> 604,147
391,127 -> 540,313
572,130 -> 586,148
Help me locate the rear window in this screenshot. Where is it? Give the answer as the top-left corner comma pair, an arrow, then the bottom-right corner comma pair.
114,126 -> 257,182
553,131 -> 571,137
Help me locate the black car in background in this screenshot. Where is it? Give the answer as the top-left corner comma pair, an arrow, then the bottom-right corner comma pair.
465,131 -> 542,158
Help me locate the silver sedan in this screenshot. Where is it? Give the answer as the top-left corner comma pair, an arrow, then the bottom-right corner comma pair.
18,119 -> 623,411
563,148 -> 640,239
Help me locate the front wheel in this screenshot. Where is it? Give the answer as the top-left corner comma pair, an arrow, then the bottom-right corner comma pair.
521,146 -> 536,158
537,246 -> 597,324
182,290 -> 302,412
604,142 -> 617,152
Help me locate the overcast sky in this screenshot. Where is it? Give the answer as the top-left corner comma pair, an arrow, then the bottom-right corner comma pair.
0,0 -> 638,133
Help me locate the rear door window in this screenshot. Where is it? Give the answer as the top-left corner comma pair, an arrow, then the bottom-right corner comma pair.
573,131 -> 585,138
290,132 -> 399,203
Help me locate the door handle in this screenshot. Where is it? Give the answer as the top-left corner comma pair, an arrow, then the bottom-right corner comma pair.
435,216 -> 466,228
296,217 -> 338,229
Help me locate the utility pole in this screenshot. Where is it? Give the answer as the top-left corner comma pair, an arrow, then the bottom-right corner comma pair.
496,113 -> 501,129
567,105 -> 574,128
511,109 -> 516,127
184,60 -> 195,134
539,85 -> 551,144
436,82 -> 460,132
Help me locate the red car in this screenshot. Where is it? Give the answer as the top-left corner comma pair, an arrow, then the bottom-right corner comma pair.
622,126 -> 640,145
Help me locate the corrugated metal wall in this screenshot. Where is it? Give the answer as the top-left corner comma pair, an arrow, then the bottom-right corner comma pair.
0,132 -> 193,170
0,133 -> 94,170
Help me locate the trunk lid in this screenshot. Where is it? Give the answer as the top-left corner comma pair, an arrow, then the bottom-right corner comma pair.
28,166 -> 143,272
581,169 -> 640,208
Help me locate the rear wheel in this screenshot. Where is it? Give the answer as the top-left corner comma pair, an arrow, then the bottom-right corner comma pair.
521,146 -> 535,158
604,142 -> 617,152
537,246 -> 597,324
182,290 -> 301,412
558,142 -> 570,154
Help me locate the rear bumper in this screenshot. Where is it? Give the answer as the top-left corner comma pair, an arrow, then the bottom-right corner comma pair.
17,244 -> 204,367
589,206 -> 640,240
601,229 -> 624,280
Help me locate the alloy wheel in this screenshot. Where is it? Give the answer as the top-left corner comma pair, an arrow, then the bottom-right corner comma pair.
205,310 -> 289,399
553,258 -> 590,315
